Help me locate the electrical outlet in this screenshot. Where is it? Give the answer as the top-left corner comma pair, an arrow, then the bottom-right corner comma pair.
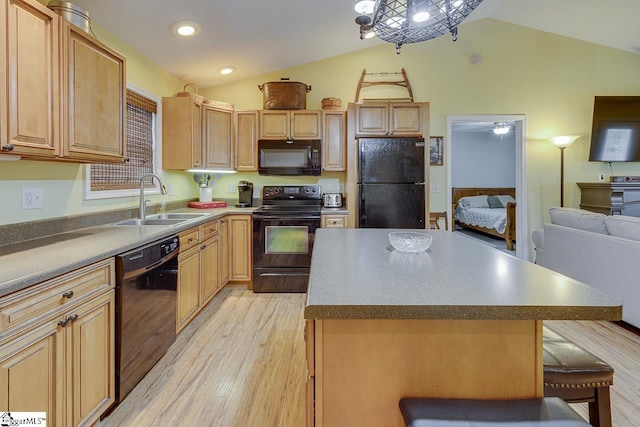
430,183 -> 440,193
226,184 -> 236,193
598,174 -> 605,182
22,188 -> 43,210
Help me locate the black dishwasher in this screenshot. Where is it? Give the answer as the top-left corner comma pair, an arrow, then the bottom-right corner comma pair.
113,235 -> 179,406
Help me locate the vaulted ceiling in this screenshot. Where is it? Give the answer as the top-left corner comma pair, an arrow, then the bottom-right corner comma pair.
69,0 -> 640,88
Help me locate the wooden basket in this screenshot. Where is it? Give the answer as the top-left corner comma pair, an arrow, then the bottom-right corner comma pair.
258,78 -> 311,110
176,83 -> 204,103
322,97 -> 342,110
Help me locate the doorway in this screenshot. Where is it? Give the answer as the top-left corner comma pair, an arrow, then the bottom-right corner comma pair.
446,115 -> 528,260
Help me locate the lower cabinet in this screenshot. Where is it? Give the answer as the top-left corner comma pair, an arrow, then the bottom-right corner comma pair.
177,219 -> 222,333
0,259 -> 115,427
227,215 -> 252,283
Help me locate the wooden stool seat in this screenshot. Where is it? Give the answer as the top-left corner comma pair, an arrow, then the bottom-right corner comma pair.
399,397 -> 590,426
429,211 -> 448,230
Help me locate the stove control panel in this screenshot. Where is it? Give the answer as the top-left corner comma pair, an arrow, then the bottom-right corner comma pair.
262,185 -> 322,200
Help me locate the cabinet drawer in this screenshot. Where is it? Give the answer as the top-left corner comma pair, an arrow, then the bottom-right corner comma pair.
179,227 -> 201,251
202,220 -> 219,239
322,215 -> 346,228
0,258 -> 114,339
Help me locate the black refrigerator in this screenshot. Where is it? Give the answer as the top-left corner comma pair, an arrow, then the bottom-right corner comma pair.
358,137 -> 426,228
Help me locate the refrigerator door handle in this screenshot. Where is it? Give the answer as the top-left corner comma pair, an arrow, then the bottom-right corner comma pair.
415,182 -> 426,185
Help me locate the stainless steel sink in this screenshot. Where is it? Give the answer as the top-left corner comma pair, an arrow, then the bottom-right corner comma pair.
147,213 -> 208,220
114,218 -> 186,226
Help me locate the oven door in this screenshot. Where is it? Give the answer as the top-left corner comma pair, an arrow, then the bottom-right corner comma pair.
252,215 -> 320,292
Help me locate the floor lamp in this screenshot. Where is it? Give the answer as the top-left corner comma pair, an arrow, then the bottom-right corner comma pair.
548,135 -> 579,207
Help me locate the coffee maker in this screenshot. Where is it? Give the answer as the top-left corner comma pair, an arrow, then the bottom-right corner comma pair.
236,181 -> 253,208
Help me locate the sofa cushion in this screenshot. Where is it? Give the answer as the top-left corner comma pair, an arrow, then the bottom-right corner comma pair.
549,207 -> 608,235
605,215 -> 640,241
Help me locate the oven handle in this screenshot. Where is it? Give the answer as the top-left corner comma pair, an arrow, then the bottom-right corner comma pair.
253,215 -> 321,220
259,272 -> 309,277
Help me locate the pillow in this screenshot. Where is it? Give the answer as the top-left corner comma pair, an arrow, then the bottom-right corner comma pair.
487,196 -> 504,208
496,195 -> 516,206
605,215 -> 640,241
549,207 -> 608,234
458,195 -> 489,209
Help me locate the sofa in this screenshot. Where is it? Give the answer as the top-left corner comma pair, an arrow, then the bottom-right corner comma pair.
532,207 -> 640,329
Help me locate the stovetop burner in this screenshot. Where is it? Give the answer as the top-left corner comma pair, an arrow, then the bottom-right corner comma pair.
254,185 -> 322,216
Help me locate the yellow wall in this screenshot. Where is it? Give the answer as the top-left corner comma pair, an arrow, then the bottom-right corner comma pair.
3,15 -> 640,245
203,18 -> 640,240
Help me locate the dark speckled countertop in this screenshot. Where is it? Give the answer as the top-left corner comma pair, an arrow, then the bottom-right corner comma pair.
304,229 -> 623,320
0,207 -> 255,297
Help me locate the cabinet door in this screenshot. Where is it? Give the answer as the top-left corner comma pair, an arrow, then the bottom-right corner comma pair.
219,217 -> 230,287
0,321 -> 63,425
68,290 -> 115,427
163,97 -> 202,169
60,22 -> 125,162
201,236 -> 220,305
236,110 -> 259,171
2,0 -> 59,158
291,110 -> 321,139
322,111 -> 345,171
177,246 -> 201,332
228,215 -> 252,282
203,105 -> 234,170
355,104 -> 388,136
389,103 -> 422,135
259,110 -> 289,139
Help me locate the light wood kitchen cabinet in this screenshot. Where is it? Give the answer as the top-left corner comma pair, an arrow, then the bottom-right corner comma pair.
228,215 -> 252,283
163,96 -> 203,170
235,110 -> 259,171
259,110 -> 321,140
177,220 -> 222,332
322,111 -> 346,171
0,258 -> 115,426
1,0 -> 59,158
60,20 -> 126,162
219,216 -> 230,286
321,214 -> 347,228
355,103 -> 423,137
203,104 -> 234,170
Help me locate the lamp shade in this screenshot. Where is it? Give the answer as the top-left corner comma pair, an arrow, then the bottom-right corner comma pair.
549,135 -> 579,148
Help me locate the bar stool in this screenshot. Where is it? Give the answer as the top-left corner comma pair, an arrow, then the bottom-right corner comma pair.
429,211 -> 448,230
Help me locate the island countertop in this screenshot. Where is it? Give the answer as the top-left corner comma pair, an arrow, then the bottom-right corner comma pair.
304,229 -> 623,320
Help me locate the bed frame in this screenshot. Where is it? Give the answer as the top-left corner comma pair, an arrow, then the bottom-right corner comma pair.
451,187 -> 516,251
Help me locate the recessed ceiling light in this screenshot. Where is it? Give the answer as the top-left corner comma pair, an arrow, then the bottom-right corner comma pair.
218,66 -> 237,75
170,21 -> 201,37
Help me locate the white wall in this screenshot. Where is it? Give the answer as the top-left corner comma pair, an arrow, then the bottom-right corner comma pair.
451,131 -> 516,187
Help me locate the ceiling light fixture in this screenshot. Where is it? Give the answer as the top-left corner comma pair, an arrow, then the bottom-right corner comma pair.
493,122 -> 510,135
218,66 -> 237,75
170,21 -> 201,37
355,0 -> 484,53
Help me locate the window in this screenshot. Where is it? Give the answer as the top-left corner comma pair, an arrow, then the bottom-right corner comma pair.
84,85 -> 162,199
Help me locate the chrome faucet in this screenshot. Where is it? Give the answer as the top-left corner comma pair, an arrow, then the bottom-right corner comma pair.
139,173 -> 168,219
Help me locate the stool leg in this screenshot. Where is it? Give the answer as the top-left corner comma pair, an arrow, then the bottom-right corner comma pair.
588,386 -> 612,427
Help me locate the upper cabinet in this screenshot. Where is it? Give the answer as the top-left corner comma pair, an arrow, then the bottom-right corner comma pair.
1,0 -> 126,162
202,103 -> 234,170
162,96 -> 203,170
354,103 -> 423,137
322,111 -> 346,171
235,110 -> 259,171
1,0 -> 59,158
259,110 -> 321,140
60,20 -> 126,162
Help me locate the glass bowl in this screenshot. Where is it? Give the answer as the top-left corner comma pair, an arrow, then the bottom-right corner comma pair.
388,232 -> 433,252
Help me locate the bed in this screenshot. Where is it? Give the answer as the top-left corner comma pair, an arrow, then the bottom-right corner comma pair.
452,187 -> 516,251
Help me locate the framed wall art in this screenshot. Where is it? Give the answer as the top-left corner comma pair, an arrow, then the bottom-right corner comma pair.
429,136 -> 444,166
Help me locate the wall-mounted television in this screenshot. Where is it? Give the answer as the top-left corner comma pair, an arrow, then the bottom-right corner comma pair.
589,96 -> 640,162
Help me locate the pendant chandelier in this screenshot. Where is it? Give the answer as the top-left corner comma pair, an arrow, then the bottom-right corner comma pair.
354,0 -> 484,53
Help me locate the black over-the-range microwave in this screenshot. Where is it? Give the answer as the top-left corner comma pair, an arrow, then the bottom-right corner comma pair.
258,139 -> 321,176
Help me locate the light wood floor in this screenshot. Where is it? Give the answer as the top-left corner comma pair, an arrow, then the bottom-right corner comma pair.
99,287 -> 640,427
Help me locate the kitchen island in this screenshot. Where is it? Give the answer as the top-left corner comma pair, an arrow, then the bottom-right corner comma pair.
304,229 -> 622,427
